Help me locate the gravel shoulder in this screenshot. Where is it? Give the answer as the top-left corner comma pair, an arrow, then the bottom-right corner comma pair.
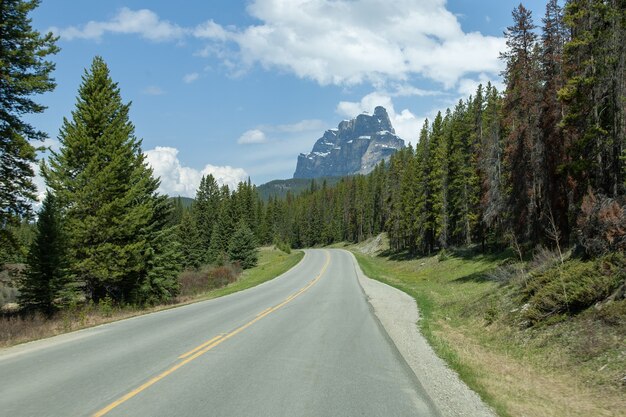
347,250 -> 497,417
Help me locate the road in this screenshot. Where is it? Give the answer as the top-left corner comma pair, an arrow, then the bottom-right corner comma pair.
0,249 -> 439,417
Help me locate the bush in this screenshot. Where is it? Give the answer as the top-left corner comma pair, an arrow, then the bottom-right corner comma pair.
521,253 -> 626,325
274,239 -> 291,254
577,191 -> 626,257
178,263 -> 242,296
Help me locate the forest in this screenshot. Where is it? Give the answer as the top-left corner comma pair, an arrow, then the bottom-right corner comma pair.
1,0 -> 624,317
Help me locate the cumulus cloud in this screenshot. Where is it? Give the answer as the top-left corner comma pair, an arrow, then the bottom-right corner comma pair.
183,72 -> 200,83
337,93 -> 423,144
237,129 -> 268,145
54,1 -> 505,92
144,147 -> 247,197
50,8 -> 185,41
198,0 -> 505,89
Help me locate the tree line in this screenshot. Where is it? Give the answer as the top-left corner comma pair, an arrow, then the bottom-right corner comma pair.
264,0 -> 625,256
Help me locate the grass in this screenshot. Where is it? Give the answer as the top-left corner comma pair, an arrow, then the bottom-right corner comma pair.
0,247 -> 303,349
350,246 -> 626,417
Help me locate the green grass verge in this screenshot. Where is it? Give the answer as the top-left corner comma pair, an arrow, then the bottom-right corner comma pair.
352,250 -> 511,416
351,248 -> 625,417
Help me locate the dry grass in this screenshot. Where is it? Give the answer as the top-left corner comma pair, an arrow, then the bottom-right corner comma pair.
438,322 -> 625,417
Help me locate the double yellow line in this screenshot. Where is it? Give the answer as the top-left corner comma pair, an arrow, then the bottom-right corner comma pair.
93,250 -> 331,417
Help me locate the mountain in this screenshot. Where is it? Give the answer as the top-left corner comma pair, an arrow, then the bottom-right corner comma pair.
293,106 -> 405,179
257,177 -> 342,201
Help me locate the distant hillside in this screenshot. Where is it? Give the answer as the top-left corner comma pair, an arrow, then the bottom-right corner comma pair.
257,177 -> 342,200
168,196 -> 194,208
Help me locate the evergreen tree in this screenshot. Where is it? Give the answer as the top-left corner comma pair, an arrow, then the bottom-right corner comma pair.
560,0 -> 625,200
208,187 -> 233,262
228,221 -> 258,269
0,0 -> 59,249
430,111 -> 450,248
192,174 -> 220,260
19,192 -> 69,315
481,83 -> 506,243
540,0 -> 570,242
45,57 -> 180,304
177,209 -> 203,269
501,4 -> 542,241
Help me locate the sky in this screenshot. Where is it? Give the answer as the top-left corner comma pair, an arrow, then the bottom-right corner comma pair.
28,0 -> 547,198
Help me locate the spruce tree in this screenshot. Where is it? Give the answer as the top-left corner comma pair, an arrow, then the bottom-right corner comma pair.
228,221 -> 258,269
192,174 -> 220,261
501,4 -> 542,242
177,210 -> 203,269
45,57 -> 180,304
208,188 -> 233,263
560,0 -> 625,199
0,0 -> 59,249
19,192 -> 69,315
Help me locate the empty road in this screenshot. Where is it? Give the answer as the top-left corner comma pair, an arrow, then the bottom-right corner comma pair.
0,249 -> 439,417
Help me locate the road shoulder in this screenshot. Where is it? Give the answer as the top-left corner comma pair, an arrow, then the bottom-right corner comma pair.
347,250 -> 497,417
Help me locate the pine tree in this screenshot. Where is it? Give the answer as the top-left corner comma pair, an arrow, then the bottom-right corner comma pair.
430,111 -> 450,248
540,0 -> 570,243
0,0 -> 59,249
481,83 -> 505,243
192,174 -> 220,260
208,187 -> 234,263
228,221 -> 258,269
44,57 -> 180,304
560,0 -> 625,200
501,4 -> 542,242
414,119 -> 436,253
177,210 -> 203,269
19,192 -> 69,315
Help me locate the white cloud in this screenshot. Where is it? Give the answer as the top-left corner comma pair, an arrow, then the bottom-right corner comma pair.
143,86 -> 165,96
50,8 -> 185,41
237,129 -> 268,145
53,2 -> 505,93
456,73 -> 505,99
198,0 -> 505,89
193,20 -> 232,41
183,72 -> 200,83
144,147 -> 247,197
337,93 -> 423,144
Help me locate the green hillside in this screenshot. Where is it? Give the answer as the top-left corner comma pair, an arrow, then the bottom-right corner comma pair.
256,177 -> 343,200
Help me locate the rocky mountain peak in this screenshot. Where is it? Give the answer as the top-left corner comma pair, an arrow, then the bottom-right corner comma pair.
293,106 -> 405,179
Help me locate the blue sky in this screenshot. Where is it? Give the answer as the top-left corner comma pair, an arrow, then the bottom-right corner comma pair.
28,0 -> 547,197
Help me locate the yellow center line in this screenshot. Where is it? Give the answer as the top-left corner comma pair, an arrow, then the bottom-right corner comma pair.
92,250 -> 331,417
178,334 -> 224,359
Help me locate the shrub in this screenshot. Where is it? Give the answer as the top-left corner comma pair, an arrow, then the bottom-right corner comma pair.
274,239 -> 291,254
577,190 -> 626,257
522,253 -> 626,325
178,262 -> 242,296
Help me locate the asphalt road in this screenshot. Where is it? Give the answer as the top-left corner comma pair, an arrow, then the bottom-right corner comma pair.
0,249 -> 439,417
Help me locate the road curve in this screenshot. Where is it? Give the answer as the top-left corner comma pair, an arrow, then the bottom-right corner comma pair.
0,249 -> 439,417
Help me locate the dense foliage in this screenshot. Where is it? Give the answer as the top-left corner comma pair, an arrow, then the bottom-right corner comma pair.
0,0 -> 58,256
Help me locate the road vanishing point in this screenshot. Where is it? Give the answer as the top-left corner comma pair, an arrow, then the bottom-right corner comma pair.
0,249 -> 439,417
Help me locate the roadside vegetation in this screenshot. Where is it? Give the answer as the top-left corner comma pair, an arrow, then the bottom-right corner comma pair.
347,235 -> 625,417
0,247 -> 302,348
